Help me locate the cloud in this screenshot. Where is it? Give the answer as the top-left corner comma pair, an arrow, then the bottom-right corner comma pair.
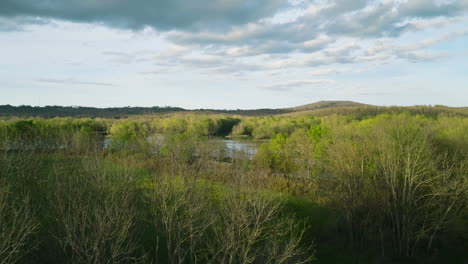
0,0 -> 286,31
101,50 -> 160,64
345,88 -> 396,96
2,1 -> 467,42
145,25 -> 467,77
138,70 -> 169,76
161,0 -> 468,61
397,50 -> 449,62
4,0 -> 465,80
166,22 -> 334,57
156,45 -> 192,58
101,51 -> 138,64
262,79 -> 334,91
2,0 -> 467,67
309,68 -> 362,75
397,28 -> 468,51
399,16 -> 468,31
37,78 -> 116,87
0,16 -> 48,31
303,0 -> 468,37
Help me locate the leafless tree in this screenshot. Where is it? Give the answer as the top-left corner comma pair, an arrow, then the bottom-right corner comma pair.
145,174 -> 214,264
0,184 -> 37,264
206,191 -> 314,264
48,156 -> 143,263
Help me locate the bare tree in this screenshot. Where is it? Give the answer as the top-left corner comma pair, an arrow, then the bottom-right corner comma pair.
48,156 -> 143,264
0,184 -> 37,264
145,174 -> 214,264
206,191 -> 314,264
324,115 -> 468,256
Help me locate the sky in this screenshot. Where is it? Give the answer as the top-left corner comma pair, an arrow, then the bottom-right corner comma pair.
0,0 -> 467,109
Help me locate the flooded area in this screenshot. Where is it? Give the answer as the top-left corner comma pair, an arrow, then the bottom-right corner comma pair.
3,135 -> 263,160
212,139 -> 260,159
104,136 -> 261,159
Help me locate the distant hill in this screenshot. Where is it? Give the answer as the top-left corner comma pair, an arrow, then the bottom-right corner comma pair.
284,103 -> 468,118
0,101 -> 466,118
290,101 -> 372,112
0,105 -> 287,118
0,105 -> 187,118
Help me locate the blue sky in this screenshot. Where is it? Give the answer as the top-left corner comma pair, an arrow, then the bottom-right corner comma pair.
1,0 -> 467,109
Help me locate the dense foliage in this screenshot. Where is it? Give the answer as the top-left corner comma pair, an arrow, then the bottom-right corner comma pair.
0,111 -> 467,263
3,102 -> 465,119
0,105 -> 287,118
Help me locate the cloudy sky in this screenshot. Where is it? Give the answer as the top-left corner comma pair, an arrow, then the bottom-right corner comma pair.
1,0 -> 467,109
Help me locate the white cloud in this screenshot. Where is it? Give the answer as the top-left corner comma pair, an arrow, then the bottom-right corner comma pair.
1,0 -> 468,108
309,68 -> 361,75
37,78 -> 116,87
262,79 -> 335,91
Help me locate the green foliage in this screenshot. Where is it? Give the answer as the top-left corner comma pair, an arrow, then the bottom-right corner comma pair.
160,115 -> 240,137
231,115 -> 319,140
145,176 -> 314,264
109,120 -> 151,152
0,118 -> 106,151
0,111 -> 467,263
321,114 -> 468,256
215,117 -> 241,136
0,104 -> 186,118
160,131 -> 205,165
254,123 -> 330,176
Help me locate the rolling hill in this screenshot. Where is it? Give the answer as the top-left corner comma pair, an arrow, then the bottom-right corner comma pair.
289,101 -> 373,112
0,101 -> 466,118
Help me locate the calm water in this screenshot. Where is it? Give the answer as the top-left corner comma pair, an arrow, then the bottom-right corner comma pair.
214,139 -> 259,159
3,136 -> 261,159
104,136 -> 261,159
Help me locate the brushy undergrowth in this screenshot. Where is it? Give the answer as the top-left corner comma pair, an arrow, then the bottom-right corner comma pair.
0,112 -> 466,264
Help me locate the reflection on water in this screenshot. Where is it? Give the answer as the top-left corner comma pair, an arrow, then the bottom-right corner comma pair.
220,139 -> 259,159
103,137 -> 112,149
104,136 -> 261,159
5,136 -> 262,160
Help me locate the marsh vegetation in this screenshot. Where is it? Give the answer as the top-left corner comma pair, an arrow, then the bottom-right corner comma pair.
0,109 -> 467,263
